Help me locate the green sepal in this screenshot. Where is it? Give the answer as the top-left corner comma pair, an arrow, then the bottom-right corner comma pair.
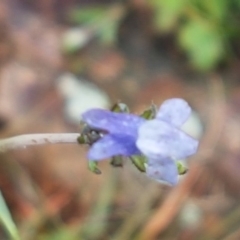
177,161 -> 188,175
77,134 -> 89,144
130,155 -> 147,172
140,104 -> 157,120
88,160 -> 102,174
110,156 -> 124,167
111,102 -> 129,113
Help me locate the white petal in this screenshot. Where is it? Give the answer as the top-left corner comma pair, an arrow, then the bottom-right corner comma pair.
157,98 -> 191,127
137,120 -> 199,160
146,157 -> 178,185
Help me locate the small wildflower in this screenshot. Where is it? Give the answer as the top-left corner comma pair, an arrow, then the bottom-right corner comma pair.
81,109 -> 145,159
81,98 -> 199,185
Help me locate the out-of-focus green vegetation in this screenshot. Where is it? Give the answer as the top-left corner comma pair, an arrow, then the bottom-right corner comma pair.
150,0 -> 240,70
70,0 -> 240,71
0,191 -> 19,240
70,5 -> 125,45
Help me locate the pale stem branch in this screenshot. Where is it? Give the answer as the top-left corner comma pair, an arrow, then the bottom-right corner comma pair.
0,133 -> 80,152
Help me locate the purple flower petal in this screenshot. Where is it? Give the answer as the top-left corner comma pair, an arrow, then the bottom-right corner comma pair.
88,134 -> 140,160
157,98 -> 191,127
137,119 -> 199,160
82,109 -> 145,136
146,157 -> 178,185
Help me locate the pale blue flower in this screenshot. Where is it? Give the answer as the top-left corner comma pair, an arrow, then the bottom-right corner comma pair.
82,98 -> 199,185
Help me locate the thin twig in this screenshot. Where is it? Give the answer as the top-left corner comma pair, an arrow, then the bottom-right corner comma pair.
0,133 -> 80,152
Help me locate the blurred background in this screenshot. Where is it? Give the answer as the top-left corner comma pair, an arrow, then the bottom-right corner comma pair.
0,0 -> 240,239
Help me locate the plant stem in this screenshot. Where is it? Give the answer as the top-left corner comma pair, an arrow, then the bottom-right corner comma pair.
0,133 -> 80,152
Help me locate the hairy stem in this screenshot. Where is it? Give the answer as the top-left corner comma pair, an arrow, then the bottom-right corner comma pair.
0,133 -> 80,152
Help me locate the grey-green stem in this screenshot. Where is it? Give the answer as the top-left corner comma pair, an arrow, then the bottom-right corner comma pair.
0,133 -> 80,152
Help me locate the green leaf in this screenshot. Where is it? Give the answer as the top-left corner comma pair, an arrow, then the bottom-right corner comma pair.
70,7 -> 107,25
0,191 -> 20,240
179,20 -> 224,70
99,20 -> 119,45
70,6 -> 123,45
88,161 -> 102,174
151,0 -> 188,31
130,155 -> 147,172
111,102 -> 129,113
233,0 -> 240,8
110,156 -> 124,167
176,161 -> 188,175
190,0 -> 229,22
140,104 -> 157,120
77,134 -> 89,144
38,226 -> 79,240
